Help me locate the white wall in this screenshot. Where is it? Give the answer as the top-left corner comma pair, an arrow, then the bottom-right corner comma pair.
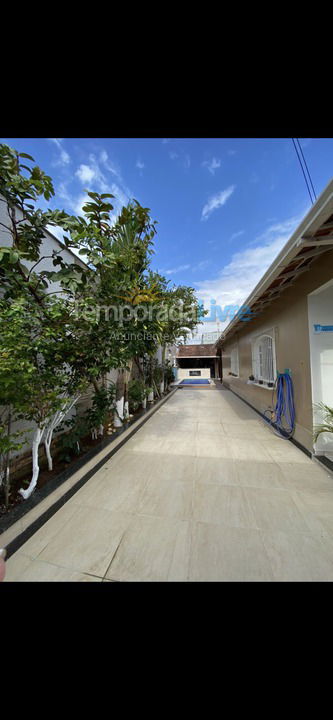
308,280 -> 333,458
178,367 -> 211,380
0,195 -> 86,291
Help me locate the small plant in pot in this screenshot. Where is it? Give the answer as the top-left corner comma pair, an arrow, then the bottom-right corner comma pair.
249,375 -> 255,381
258,379 -> 263,385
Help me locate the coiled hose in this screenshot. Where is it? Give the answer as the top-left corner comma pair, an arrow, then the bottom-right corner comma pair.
263,372 -> 296,439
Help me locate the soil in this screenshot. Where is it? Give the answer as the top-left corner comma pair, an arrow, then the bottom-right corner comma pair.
0,431 -> 109,517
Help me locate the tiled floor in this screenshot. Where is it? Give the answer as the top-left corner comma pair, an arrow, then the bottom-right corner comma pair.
4,386 -> 333,582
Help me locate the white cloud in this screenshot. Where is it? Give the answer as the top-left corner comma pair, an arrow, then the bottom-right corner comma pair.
227,149 -> 237,156
75,164 -> 96,184
162,138 -> 170,144
136,159 -> 145,170
193,214 -> 303,335
229,230 -> 244,242
100,149 -> 108,164
49,138 -> 70,166
163,264 -> 191,275
169,151 -> 179,160
202,157 -> 221,175
184,154 -> 191,169
192,260 -> 210,272
201,186 -> 235,221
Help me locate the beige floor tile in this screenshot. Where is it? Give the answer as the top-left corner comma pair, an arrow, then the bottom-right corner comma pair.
278,462 -> 333,493
38,506 -> 132,576
189,523 -> 274,581
106,516 -> 191,582
228,438 -> 273,462
4,552 -> 34,582
221,422 -> 278,441
235,460 -> 286,489
263,442 -> 312,464
244,487 -> 313,534
162,438 -> 198,457
260,530 -> 333,581
71,473 -> 148,514
197,422 -> 226,436
137,477 -> 193,520
7,558 -> 103,582
290,489 -> 333,538
145,453 -> 197,483
193,483 -> 257,529
195,436 -> 233,459
195,457 -> 239,485
17,502 -> 82,559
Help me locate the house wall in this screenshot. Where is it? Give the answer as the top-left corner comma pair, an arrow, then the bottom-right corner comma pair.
221,248 -> 333,453
178,367 -> 211,380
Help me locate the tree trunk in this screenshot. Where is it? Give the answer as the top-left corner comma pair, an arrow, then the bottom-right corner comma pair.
114,370 -> 125,426
123,359 -> 133,419
4,409 -> 12,509
44,395 -> 80,473
44,428 -> 53,471
19,427 -> 43,500
134,355 -> 144,377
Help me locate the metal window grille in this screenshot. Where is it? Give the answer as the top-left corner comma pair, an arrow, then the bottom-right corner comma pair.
230,346 -> 239,375
253,335 -> 274,382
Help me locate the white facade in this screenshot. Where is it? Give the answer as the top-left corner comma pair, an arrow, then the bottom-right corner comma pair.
308,279 -> 333,459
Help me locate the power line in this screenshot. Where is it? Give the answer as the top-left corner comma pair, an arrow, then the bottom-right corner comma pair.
295,138 -> 317,201
292,137 -> 315,205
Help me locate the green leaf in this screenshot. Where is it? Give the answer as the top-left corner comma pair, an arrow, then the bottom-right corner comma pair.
18,152 -> 35,161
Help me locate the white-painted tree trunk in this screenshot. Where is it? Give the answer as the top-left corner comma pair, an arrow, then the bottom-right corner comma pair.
19,394 -> 81,501
19,427 -> 43,500
123,400 -> 129,419
98,423 -> 104,436
148,390 -> 154,402
114,397 -> 124,427
160,380 -> 164,395
44,428 -> 53,471
43,395 -> 80,473
142,397 -> 147,409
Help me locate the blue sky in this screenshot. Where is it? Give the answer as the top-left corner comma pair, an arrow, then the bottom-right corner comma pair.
2,136 -> 333,339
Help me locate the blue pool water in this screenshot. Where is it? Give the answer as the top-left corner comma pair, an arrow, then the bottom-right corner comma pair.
180,379 -> 210,385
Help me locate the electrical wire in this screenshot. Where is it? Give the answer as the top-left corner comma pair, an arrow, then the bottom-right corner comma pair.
292,138 -> 315,205
295,138 -> 317,201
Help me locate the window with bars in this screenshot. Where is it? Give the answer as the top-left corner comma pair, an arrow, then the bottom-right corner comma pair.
252,334 -> 275,383
230,345 -> 239,376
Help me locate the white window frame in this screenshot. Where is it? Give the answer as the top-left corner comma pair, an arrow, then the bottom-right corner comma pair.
251,331 -> 276,385
230,343 -> 239,376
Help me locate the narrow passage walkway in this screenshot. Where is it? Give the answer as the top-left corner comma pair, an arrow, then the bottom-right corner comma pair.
5,386 -> 333,581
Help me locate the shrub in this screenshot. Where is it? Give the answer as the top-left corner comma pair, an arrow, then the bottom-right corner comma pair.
128,379 -> 146,412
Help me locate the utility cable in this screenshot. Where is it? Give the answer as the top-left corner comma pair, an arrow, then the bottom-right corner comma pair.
292,138 -> 315,205
295,138 -> 317,201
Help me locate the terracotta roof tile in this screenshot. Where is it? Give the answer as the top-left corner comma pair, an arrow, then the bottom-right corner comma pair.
177,343 -> 217,357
